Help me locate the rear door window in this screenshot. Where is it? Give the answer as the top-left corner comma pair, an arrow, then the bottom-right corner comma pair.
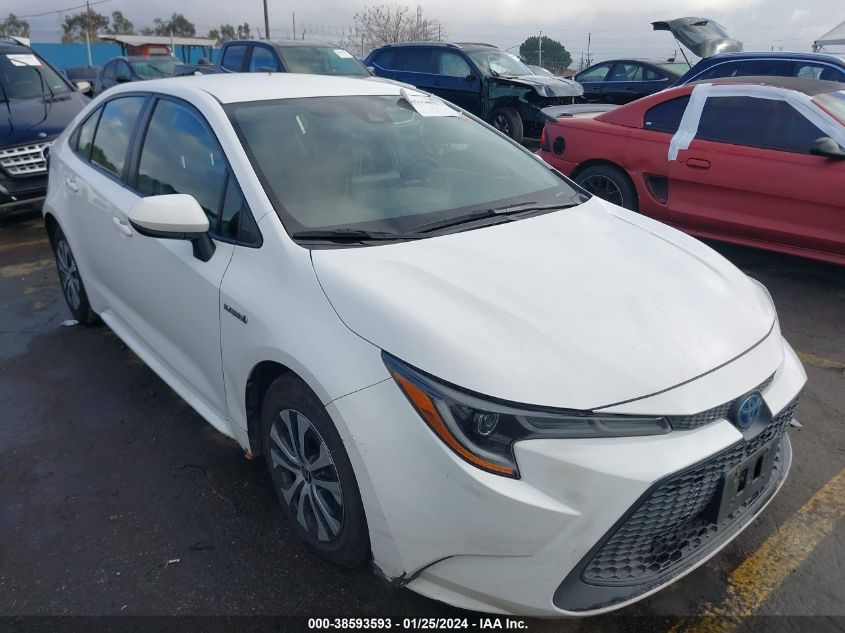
221,45 -> 247,72
607,63 -> 643,82
74,108 -> 102,160
794,62 -> 845,82
89,96 -> 145,177
397,48 -> 433,73
373,50 -> 396,69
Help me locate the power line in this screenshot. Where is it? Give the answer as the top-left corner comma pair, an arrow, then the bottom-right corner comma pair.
15,0 -> 111,19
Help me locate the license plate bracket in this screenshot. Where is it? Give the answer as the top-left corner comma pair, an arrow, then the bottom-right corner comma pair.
709,440 -> 778,524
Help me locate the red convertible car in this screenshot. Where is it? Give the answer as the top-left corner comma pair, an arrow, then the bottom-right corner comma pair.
539,76 -> 845,265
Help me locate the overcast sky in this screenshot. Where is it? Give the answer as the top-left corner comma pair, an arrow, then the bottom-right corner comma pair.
12,0 -> 845,63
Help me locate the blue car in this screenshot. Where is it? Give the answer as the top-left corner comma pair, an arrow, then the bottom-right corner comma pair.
0,36 -> 89,215
674,51 -> 845,86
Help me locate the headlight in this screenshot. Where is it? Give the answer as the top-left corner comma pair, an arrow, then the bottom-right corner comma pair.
384,353 -> 671,478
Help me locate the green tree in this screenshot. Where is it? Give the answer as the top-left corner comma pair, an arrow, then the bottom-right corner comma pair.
61,10 -> 109,44
1,13 -> 30,37
237,22 -> 250,39
107,11 -> 134,35
149,13 -> 196,37
519,36 -> 572,74
218,24 -> 236,42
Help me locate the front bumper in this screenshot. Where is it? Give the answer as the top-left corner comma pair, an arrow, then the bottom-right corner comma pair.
0,172 -> 47,212
327,336 -> 805,616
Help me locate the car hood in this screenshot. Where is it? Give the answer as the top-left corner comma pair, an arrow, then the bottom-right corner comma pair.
497,74 -> 584,98
653,17 -> 743,58
312,198 -> 776,410
0,92 -> 88,143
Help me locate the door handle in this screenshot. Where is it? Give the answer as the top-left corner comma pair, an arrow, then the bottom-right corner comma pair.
686,158 -> 711,170
112,216 -> 133,237
65,177 -> 78,192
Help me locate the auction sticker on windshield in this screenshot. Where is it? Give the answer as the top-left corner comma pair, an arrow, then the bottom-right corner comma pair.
7,54 -> 42,67
399,88 -> 459,117
333,49 -> 354,59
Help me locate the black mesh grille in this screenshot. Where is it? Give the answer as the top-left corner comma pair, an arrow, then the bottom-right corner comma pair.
669,373 -> 775,431
582,396 -> 798,586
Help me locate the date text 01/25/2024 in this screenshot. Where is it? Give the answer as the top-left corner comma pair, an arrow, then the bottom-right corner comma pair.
307,618 -> 529,630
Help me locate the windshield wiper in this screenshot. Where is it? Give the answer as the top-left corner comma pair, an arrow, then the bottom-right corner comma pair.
414,202 -> 574,234
292,228 -> 423,242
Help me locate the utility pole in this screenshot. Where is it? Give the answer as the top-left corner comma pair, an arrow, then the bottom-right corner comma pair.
263,0 -> 270,40
85,0 -> 93,67
538,28 -> 542,67
586,32 -> 591,67
292,12 -> 296,40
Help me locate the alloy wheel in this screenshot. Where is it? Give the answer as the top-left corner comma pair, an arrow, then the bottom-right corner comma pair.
269,409 -> 344,542
579,175 -> 624,206
56,239 -> 82,311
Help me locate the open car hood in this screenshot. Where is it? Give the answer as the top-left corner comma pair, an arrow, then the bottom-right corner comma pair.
653,17 -> 743,58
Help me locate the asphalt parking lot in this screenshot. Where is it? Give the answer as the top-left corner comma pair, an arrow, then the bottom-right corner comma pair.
1,211 -> 843,632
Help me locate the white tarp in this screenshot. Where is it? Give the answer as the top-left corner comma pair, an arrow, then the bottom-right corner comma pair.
813,20 -> 845,51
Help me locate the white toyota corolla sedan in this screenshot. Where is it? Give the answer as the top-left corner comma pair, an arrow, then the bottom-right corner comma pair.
44,73 -> 805,616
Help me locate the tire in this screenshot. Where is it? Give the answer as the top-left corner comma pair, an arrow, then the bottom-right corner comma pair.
575,164 -> 639,211
491,107 -> 523,140
261,374 -> 370,568
50,226 -> 98,325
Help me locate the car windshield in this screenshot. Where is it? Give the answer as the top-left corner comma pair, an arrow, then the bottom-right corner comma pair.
129,57 -> 180,79
467,50 -> 531,77
657,62 -> 692,77
0,51 -> 70,101
228,95 -> 581,237
276,46 -> 369,77
529,65 -> 554,77
814,90 -> 845,125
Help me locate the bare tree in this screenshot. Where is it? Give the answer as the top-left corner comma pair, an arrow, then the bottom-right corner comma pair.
344,4 -> 444,58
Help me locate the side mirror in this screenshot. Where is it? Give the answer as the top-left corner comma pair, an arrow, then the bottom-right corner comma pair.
127,194 -> 216,262
465,74 -> 477,83
810,136 -> 845,160
115,73 -> 131,84
366,66 -> 376,75
73,80 -> 93,96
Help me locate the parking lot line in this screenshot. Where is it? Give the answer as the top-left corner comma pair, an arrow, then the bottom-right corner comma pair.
0,258 -> 53,278
669,466 -> 845,633
795,351 -> 845,372
0,237 -> 49,253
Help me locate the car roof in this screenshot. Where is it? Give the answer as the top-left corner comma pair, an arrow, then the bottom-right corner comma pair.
691,75 -> 845,96
697,50 -> 845,65
374,41 -> 498,51
233,39 -> 352,49
108,72 -> 402,104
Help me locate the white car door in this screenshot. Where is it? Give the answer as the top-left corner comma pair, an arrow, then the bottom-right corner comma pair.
111,96 -> 238,421
61,95 -> 147,313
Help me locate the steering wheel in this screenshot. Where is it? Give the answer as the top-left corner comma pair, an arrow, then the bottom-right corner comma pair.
399,156 -> 438,185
